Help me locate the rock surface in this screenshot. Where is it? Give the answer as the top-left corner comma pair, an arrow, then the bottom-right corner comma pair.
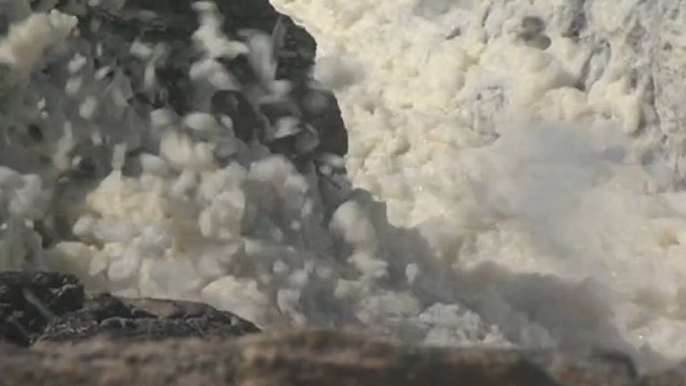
0,271 -> 259,346
39,294 -> 260,343
1,329 -> 685,386
0,271 -> 84,346
54,0 -> 347,168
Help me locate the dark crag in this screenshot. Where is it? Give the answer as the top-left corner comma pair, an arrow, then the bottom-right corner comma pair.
51,0 -> 347,170
0,271 -> 258,346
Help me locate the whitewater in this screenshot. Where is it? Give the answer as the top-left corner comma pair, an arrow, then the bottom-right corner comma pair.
272,0 -> 686,364
0,0 -> 685,369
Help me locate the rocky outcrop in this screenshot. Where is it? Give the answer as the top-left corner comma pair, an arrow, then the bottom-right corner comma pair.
1,329 -> 685,386
53,0 -> 347,168
39,294 -> 260,343
0,271 -> 258,346
0,272 -> 85,346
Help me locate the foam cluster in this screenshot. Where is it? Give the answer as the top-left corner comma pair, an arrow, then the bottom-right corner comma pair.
272,0 -> 686,363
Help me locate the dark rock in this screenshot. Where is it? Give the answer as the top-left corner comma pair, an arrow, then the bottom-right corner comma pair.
3,329 -> 684,386
0,272 -> 258,347
211,90 -> 263,143
301,90 -> 348,157
39,293 -> 260,343
274,17 -> 317,82
0,271 -> 84,346
53,0 -> 348,164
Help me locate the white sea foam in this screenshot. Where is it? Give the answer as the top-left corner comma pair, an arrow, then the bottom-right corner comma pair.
271,0 -> 686,363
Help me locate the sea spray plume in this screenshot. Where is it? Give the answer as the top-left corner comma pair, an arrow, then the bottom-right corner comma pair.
268,0 -> 686,363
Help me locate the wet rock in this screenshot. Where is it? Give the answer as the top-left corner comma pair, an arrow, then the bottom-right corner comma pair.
52,0 -> 347,166
0,271 -> 84,346
211,90 -> 263,143
0,272 -> 258,347
39,293 -> 260,343
2,329 -> 685,386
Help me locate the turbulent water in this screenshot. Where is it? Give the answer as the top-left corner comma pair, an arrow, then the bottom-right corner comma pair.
272,0 -> 686,364
1,0 -> 686,369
